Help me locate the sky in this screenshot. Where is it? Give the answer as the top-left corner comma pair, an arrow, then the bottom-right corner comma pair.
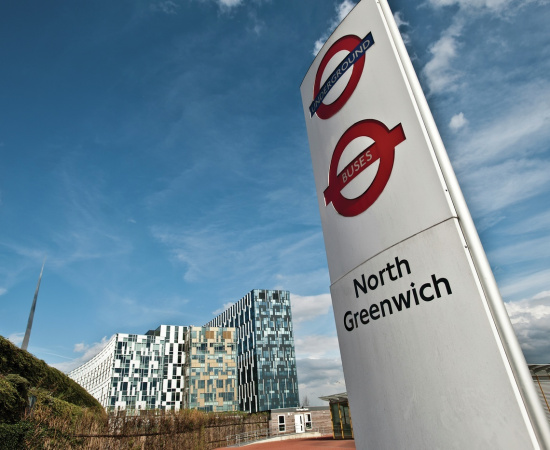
1,0 -> 549,407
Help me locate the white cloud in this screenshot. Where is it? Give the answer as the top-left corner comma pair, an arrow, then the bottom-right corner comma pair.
423,25 -> 463,94
295,333 -> 340,360
218,0 -> 243,9
73,342 -> 87,353
0,287 -> 6,296
290,292 -> 345,403
336,0 -> 356,22
393,10 -> 409,28
290,293 -> 332,324
449,112 -> 468,131
52,335 -> 114,373
423,0 -> 545,94
313,1 -> 357,56
296,357 -> 346,406
505,291 -> 550,362
8,332 -> 24,346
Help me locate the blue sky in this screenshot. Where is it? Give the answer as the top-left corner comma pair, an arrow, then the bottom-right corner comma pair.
1,0 -> 549,406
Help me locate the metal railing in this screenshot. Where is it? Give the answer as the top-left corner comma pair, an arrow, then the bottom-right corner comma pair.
227,429 -> 270,447
226,426 -> 334,447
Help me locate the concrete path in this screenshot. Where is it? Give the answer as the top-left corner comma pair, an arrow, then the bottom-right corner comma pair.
217,436 -> 355,449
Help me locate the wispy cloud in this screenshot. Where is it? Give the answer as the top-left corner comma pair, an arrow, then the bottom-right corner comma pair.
150,1 -> 179,14
313,1 -> 357,55
100,291 -> 191,329
505,210 -> 550,235
8,332 -> 24,346
452,82 -> 550,171
151,0 -> 244,14
46,166 -> 133,268
51,335 -> 114,373
393,11 -> 411,45
500,269 -> 550,301
460,158 -> 550,216
489,236 -> 550,266
151,222 -> 327,295
427,0 -> 519,10
445,80 -> 550,222
247,10 -> 264,35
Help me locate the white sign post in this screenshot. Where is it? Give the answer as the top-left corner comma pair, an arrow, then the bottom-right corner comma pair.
300,1 -> 550,448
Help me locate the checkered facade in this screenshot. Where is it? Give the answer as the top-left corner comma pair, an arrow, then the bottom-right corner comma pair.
69,325 -> 238,412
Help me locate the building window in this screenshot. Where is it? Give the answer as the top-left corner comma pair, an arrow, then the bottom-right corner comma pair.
278,415 -> 285,432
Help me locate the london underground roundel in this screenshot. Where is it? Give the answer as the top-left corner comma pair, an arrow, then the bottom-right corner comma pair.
323,119 -> 406,217
311,32 -> 374,120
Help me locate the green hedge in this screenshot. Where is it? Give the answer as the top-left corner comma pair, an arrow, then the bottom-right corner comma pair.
0,376 -> 28,423
0,336 -> 102,413
0,422 -> 34,450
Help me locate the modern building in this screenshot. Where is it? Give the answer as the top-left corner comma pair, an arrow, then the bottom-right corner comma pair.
204,289 -> 300,413
69,325 -> 237,412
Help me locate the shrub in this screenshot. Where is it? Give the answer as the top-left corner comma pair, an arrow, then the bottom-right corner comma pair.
0,422 -> 34,450
0,375 -> 28,423
0,336 -> 103,415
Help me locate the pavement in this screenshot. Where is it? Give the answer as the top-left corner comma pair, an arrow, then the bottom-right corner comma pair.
217,436 -> 356,449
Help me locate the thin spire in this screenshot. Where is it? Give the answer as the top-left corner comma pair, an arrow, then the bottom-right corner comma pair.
21,258 -> 46,352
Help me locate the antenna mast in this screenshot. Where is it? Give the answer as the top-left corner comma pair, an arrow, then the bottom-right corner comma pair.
21,259 -> 45,351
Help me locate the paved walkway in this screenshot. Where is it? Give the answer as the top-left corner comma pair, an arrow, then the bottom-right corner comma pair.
217,436 -> 355,449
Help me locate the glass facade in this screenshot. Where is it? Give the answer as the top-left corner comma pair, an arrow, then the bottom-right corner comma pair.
204,289 -> 300,412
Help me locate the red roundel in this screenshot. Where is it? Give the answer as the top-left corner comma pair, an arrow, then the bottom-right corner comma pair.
323,119 -> 406,217
313,35 -> 365,120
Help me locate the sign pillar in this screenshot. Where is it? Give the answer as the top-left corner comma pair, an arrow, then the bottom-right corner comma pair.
300,0 -> 550,448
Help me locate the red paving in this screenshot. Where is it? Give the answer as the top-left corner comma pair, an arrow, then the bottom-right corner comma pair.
217,436 -> 355,449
